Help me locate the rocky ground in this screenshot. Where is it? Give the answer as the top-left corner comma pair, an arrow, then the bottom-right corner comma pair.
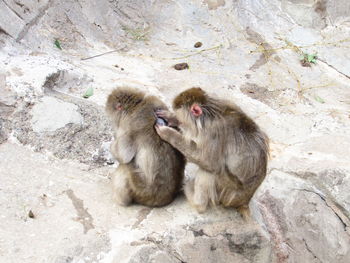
0,0 -> 350,262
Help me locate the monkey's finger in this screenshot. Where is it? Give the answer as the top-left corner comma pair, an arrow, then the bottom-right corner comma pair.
155,124 -> 166,134
155,126 -> 165,137
155,111 -> 167,118
154,124 -> 161,132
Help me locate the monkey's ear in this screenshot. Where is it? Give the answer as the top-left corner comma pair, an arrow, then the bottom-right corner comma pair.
190,104 -> 202,117
115,103 -> 123,111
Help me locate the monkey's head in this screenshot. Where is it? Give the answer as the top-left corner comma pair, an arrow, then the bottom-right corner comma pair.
173,87 -> 217,131
173,87 -> 207,116
106,88 -> 145,119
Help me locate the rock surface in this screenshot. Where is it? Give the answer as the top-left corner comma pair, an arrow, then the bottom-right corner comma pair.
0,0 -> 350,262
31,97 -> 83,132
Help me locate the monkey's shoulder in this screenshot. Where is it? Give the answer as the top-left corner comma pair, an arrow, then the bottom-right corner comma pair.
143,95 -> 168,110
222,106 -> 259,134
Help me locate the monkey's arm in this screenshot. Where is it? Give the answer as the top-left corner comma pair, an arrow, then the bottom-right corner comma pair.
155,125 -> 215,172
110,135 -> 136,164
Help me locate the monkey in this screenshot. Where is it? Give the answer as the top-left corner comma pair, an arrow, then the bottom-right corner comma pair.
155,87 -> 269,216
106,87 -> 185,207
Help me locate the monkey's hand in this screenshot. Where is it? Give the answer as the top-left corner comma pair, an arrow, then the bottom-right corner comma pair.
156,125 -> 214,173
155,125 -> 198,162
155,125 -> 181,143
155,109 -> 179,128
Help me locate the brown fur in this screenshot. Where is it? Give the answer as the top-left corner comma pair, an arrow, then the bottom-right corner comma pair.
156,87 -> 269,213
106,87 -> 185,207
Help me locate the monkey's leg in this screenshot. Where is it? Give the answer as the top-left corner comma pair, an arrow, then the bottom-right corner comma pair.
219,183 -> 252,221
190,169 -> 218,213
184,177 -> 195,205
111,164 -> 133,206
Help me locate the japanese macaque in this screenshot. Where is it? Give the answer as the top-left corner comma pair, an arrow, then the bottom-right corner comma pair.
155,87 -> 269,215
106,88 -> 185,207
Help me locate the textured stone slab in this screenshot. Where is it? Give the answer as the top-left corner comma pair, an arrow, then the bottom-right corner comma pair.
0,1 -> 25,38
31,97 -> 83,132
0,143 -> 271,263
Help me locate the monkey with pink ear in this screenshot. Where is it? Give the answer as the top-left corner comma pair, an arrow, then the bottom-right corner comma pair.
155,87 -> 269,217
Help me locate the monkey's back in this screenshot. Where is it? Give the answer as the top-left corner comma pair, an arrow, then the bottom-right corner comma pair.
217,105 -> 269,207
128,98 -> 185,207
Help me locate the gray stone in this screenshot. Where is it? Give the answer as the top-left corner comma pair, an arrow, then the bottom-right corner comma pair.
281,0 -> 327,29
2,0 -> 49,23
0,72 -> 16,143
318,44 -> 350,78
270,135 -> 350,215
0,1 -> 25,38
0,142 -> 271,263
31,97 -> 82,132
253,170 -> 350,263
326,0 -> 350,23
287,26 -> 322,46
0,72 -> 17,107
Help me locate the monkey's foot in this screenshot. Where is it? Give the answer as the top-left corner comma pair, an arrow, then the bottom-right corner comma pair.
193,204 -> 208,213
114,192 -> 132,206
191,198 -> 209,213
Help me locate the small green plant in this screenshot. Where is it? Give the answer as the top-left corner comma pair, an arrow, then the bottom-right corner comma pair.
122,26 -> 150,41
314,95 -> 325,104
300,53 -> 317,67
54,39 -> 62,50
83,87 -> 94,98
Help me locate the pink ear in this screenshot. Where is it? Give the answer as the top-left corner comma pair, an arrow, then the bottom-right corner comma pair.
190,104 -> 202,117
115,103 -> 123,111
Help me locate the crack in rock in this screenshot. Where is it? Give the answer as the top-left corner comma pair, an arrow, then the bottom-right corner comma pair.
302,238 -> 321,263
224,232 -> 262,262
3,0 -> 24,20
191,228 -> 206,237
187,226 -> 265,262
318,58 -> 350,80
141,236 -> 186,263
271,168 -> 350,229
297,188 -> 350,233
66,189 -> 94,234
16,0 -> 54,41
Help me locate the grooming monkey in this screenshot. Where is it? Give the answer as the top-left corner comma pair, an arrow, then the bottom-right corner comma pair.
155,88 -> 269,214
106,88 -> 185,207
